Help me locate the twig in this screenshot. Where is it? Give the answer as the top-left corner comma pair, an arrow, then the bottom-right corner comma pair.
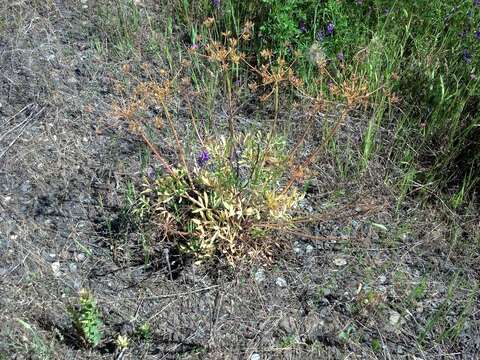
129,285 -> 219,300
0,107 -> 44,161
0,103 -> 33,129
139,131 -> 173,174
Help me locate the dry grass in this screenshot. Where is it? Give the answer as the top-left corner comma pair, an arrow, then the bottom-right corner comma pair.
0,1 -> 478,359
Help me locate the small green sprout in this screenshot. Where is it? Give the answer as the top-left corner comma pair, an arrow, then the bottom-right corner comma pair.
116,335 -> 129,350
68,289 -> 103,347
137,322 -> 152,340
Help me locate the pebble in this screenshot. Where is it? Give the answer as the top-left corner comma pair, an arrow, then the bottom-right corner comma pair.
378,275 -> 387,284
334,258 -> 347,266
73,278 -> 82,291
305,244 -> 314,254
293,241 -> 302,254
75,252 -> 86,262
250,353 -> 260,360
254,268 -> 265,283
68,263 -> 77,273
51,262 -> 61,277
276,277 -> 287,287
389,310 -> 401,326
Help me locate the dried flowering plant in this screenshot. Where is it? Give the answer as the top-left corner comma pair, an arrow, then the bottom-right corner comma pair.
132,132 -> 302,264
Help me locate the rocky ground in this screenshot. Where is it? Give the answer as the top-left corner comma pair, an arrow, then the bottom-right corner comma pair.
0,1 -> 479,359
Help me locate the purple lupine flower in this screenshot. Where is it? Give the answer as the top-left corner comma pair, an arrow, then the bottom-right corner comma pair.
463,49 -> 473,63
299,21 -> 307,33
474,0 -> 480,7
197,150 -> 210,167
337,51 -> 344,62
212,0 -> 220,9
316,30 -> 325,41
326,22 -> 335,36
476,30 -> 480,40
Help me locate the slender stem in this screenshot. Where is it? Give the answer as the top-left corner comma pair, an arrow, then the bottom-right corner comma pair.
139,131 -> 173,174
161,100 -> 194,187
282,108 -> 349,194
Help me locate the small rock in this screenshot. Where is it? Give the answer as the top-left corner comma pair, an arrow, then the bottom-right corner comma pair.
389,310 -> 401,326
68,263 -> 77,273
305,244 -> 314,254
75,253 -> 86,262
293,243 -> 302,255
250,353 -> 260,360
3,196 -> 12,204
378,275 -> 387,284
51,262 -> 61,277
276,277 -> 287,287
333,258 -> 347,267
254,268 -> 265,283
72,278 -> 82,290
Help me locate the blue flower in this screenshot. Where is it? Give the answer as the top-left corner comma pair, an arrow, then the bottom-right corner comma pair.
326,23 -> 335,36
299,21 -> 307,33
463,49 -> 473,63
212,0 -> 220,9
197,150 -> 210,167
316,30 -> 325,41
474,0 -> 480,7
337,51 -> 344,62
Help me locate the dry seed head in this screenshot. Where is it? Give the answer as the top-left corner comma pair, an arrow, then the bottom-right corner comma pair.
308,42 -> 327,68
260,49 -> 273,59
203,17 -> 215,28
248,82 -> 258,92
122,63 -> 131,73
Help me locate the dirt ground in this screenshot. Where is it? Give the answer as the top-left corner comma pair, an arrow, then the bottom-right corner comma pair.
0,2 -> 479,359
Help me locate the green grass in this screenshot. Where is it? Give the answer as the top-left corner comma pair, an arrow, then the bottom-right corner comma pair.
170,0 -> 480,206
89,0 -> 475,210
417,273 -> 477,346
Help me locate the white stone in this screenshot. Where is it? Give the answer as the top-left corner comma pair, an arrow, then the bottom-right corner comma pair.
51,262 -> 61,277
389,311 -> 401,326
276,277 -> 287,287
254,268 -> 265,283
334,258 -> 347,266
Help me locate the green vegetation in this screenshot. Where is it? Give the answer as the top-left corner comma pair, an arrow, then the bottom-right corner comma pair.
174,0 -> 480,206
68,289 -> 103,347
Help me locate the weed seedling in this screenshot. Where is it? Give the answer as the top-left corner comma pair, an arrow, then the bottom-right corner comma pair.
68,289 -> 103,348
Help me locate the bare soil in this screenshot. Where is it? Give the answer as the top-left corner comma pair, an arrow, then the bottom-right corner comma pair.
0,2 -> 479,359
